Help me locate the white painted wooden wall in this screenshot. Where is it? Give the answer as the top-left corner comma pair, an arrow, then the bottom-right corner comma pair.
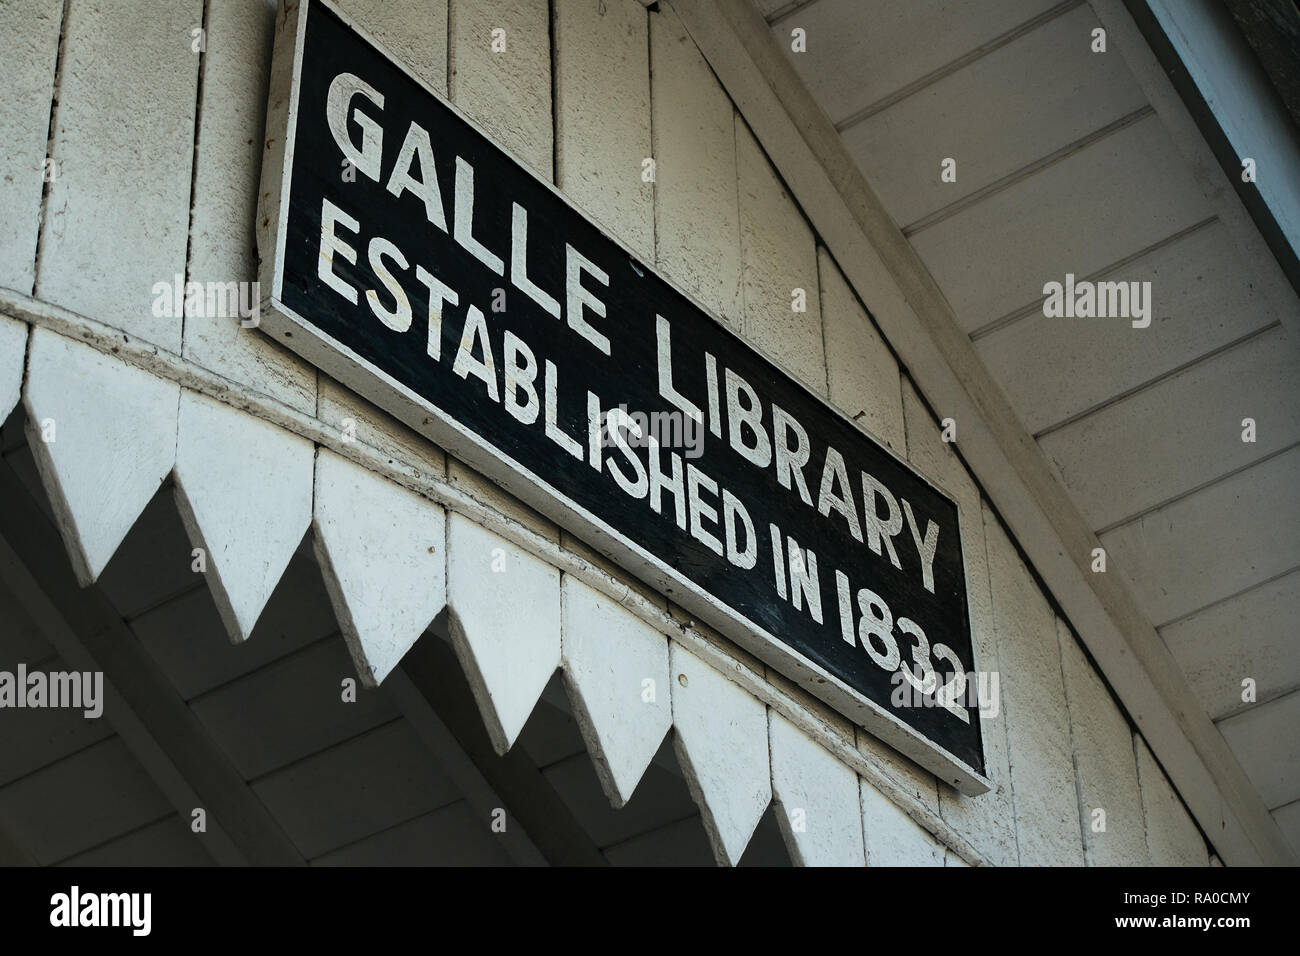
762,0 -> 1297,862
0,0 -> 1216,866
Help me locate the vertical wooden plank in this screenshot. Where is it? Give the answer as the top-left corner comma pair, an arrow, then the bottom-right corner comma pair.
822,247 -> 904,453
670,642 -> 770,866
0,0 -> 62,294
312,448 -> 447,687
560,528 -> 668,610
554,0 -> 654,260
1135,736 -> 1211,866
768,711 -> 866,866
22,329 -> 179,585
560,576 -> 671,807
650,4 -> 743,328
446,513 -> 561,755
1059,620 -> 1149,865
984,505 -> 1085,865
859,776 -> 944,866
902,380 -> 1017,865
444,0 -> 553,530
736,120 -> 823,389
35,0 -> 202,352
184,0 -> 314,413
173,390 -> 314,643
761,473 -> 945,852
449,0 -> 552,178
334,0 -> 449,92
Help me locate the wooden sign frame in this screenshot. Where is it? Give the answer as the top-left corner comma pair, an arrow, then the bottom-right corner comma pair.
257,0 -> 991,794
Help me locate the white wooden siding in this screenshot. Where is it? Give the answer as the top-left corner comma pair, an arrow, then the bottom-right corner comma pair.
0,0 -> 1261,865
34,0 -> 201,352
840,3 -> 1148,229
758,0 -> 1298,855
0,0 -> 61,295
184,0 -> 315,414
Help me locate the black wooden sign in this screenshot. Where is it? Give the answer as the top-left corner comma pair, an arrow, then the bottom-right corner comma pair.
259,0 -> 988,792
